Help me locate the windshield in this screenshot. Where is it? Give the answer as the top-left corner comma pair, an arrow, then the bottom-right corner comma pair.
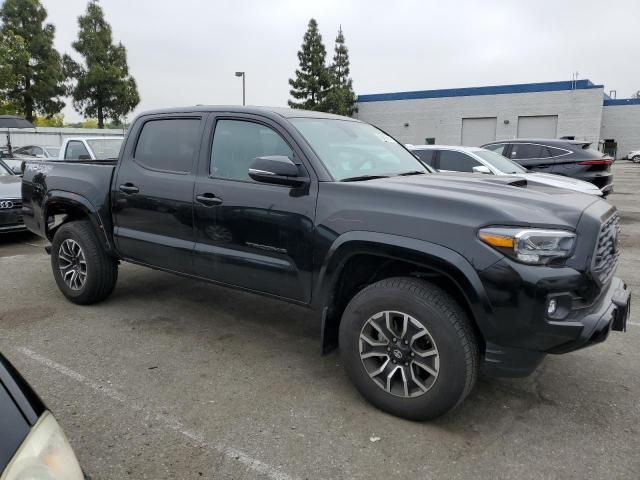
45,147 -> 60,157
474,149 -> 527,174
289,118 -> 427,181
86,138 -> 123,159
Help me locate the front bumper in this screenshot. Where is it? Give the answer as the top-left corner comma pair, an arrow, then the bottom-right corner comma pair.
479,263 -> 630,377
0,209 -> 26,233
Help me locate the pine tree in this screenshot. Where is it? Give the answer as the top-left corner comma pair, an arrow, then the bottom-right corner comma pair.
64,0 -> 139,129
0,0 -> 66,121
325,26 -> 357,116
288,19 -> 331,110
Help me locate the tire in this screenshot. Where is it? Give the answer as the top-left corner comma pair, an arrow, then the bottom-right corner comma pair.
51,220 -> 118,305
633,155 -> 640,164
339,277 -> 479,421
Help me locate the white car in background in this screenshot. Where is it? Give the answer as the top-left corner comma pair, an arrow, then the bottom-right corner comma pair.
626,150 -> 640,163
408,145 -> 603,196
12,145 -> 60,159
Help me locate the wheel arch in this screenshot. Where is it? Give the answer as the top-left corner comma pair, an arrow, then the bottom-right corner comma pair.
44,191 -> 114,253
314,232 -> 493,354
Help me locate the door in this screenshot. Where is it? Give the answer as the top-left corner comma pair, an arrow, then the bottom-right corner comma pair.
193,115 -> 317,303
461,117 -> 497,146
517,115 -> 558,138
112,115 -> 203,272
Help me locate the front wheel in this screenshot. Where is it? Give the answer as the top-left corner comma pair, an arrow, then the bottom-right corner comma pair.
51,220 -> 118,305
339,277 -> 479,420
633,155 -> 640,164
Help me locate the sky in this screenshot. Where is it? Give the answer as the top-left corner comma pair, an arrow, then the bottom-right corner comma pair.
34,0 -> 640,123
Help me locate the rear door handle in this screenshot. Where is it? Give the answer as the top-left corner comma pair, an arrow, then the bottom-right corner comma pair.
196,193 -> 223,206
119,183 -> 139,194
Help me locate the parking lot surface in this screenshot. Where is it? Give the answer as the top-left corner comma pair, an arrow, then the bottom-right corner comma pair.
2,162 -> 640,479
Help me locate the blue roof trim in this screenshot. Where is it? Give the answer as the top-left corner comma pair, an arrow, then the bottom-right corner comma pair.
603,98 -> 640,106
357,80 -> 603,103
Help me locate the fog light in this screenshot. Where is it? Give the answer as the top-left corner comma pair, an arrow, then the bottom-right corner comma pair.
547,299 -> 558,315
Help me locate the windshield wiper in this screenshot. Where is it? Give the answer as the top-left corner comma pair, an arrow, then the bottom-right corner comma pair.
396,170 -> 426,176
340,175 -> 389,182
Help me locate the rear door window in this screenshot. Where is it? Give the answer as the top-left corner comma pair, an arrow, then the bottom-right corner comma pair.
438,150 -> 481,172
134,118 -> 201,173
510,143 -> 548,160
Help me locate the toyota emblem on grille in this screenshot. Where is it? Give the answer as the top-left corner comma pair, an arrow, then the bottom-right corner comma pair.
0,201 -> 14,209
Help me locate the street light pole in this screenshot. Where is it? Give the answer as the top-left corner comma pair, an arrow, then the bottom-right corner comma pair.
235,71 -> 245,106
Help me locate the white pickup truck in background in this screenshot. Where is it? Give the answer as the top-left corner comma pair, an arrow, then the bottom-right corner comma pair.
58,136 -> 124,161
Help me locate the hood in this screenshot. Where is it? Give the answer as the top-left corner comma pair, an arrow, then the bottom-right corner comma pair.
0,175 -> 21,199
518,172 -> 602,196
317,172 -> 605,271
321,171 -> 600,231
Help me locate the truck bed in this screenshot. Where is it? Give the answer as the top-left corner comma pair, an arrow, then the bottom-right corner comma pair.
21,159 -> 117,240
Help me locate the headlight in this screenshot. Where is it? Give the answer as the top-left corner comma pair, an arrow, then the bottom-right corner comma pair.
479,227 -> 576,265
2,411 -> 84,480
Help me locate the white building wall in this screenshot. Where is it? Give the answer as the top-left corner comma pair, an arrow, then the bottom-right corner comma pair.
2,127 -> 125,148
356,88 -> 605,146
601,105 -> 640,159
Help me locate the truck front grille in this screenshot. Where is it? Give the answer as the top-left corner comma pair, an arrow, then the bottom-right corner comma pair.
592,213 -> 620,284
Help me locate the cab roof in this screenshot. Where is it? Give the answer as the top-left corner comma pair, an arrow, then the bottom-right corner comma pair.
136,105 -> 360,122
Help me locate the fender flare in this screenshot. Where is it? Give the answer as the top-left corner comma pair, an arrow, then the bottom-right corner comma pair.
43,190 -> 114,252
314,231 -> 493,352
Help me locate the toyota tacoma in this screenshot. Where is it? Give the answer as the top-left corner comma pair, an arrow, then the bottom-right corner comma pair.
21,106 -> 630,420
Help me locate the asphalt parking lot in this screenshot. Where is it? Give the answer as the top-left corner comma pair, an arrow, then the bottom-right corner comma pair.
2,162 -> 640,480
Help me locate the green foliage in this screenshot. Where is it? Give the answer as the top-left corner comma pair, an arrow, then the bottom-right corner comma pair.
288,19 -> 331,110
633,91 -> 640,99
80,118 -> 99,129
64,0 -> 139,129
0,0 -> 66,122
0,31 -> 28,104
0,103 -> 20,115
0,0 -> 67,121
324,26 -> 357,116
33,113 -> 64,127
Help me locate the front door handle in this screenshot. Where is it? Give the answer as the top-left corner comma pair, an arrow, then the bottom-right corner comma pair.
119,183 -> 139,194
196,193 -> 223,206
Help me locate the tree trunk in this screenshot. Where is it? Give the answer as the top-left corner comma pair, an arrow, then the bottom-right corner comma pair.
24,77 -> 33,122
97,104 -> 104,129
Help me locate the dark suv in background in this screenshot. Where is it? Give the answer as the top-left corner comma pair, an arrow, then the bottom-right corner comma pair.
482,139 -> 613,196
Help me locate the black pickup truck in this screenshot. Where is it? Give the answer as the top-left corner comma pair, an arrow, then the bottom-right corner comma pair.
22,106 -> 630,420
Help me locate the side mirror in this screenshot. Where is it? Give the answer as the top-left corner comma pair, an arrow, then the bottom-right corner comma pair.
248,156 -> 308,186
472,165 -> 492,174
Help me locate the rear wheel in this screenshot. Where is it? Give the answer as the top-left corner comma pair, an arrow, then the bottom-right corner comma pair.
339,277 -> 479,421
51,220 -> 118,305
